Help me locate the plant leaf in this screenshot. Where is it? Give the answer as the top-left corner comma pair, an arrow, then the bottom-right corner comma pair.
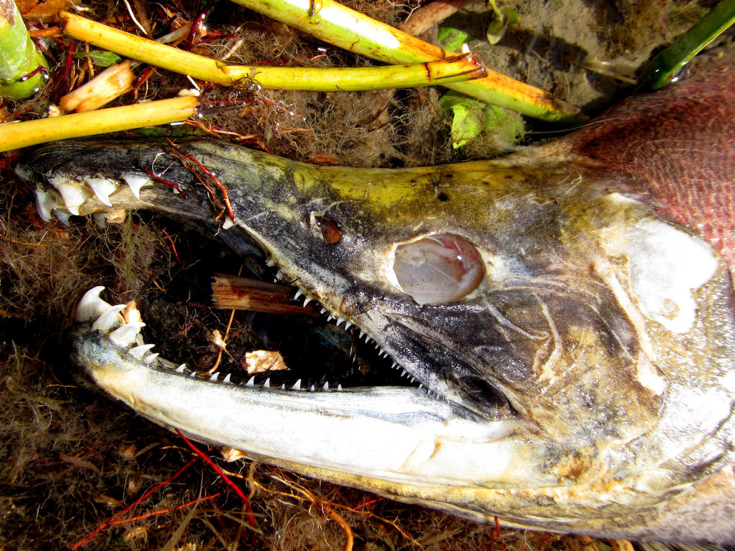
72,50 -> 122,67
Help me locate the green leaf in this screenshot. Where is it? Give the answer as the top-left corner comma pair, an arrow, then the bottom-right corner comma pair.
486,5 -> 520,44
439,93 -> 486,148
72,50 -> 122,67
437,27 -> 470,52
440,91 -> 525,149
437,26 -> 471,52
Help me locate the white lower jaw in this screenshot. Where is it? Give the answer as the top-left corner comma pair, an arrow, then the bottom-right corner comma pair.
72,319 -> 571,490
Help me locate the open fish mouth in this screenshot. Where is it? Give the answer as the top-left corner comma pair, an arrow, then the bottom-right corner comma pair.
72,286 -> 516,485
15,48 -> 735,542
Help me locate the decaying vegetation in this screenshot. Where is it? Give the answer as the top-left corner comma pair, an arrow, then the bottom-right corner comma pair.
0,0 -> 725,548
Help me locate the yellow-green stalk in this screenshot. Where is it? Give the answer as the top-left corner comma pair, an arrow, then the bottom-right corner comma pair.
0,0 -> 48,100
59,12 -> 487,91
0,96 -> 199,152
228,0 -> 585,123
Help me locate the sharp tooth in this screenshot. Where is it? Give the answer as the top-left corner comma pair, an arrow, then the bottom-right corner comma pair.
359,330 -> 365,339
303,297 -> 312,307
344,321 -> 352,330
292,379 -> 301,390
190,371 -> 198,377
35,188 -> 60,222
309,385 -> 316,392
92,212 -> 107,228
75,286 -> 111,321
49,178 -> 92,215
223,373 -> 232,383
129,344 -> 155,360
327,315 -> 334,322
337,384 -> 343,392
418,384 -> 423,390
391,361 -> 397,369
176,364 -> 186,373
53,209 -> 72,225
121,173 -> 153,199
266,258 -> 276,267
144,353 -> 159,364
322,382 -> 329,391
85,177 -> 118,207
110,321 -> 146,347
264,378 -> 270,388
336,317 -> 344,327
246,376 -> 255,387
209,372 -> 219,381
222,216 -> 235,229
92,304 -> 126,331
320,308 -> 326,314
294,289 -> 303,300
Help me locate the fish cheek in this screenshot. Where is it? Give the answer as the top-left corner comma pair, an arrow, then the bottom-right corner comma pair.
471,290 -> 663,441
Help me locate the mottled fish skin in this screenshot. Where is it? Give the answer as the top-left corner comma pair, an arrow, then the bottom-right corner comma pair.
563,49 -> 735,267
16,48 -> 735,542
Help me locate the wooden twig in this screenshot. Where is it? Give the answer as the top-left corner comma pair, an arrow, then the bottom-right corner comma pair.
399,0 -> 475,37
211,274 -> 320,316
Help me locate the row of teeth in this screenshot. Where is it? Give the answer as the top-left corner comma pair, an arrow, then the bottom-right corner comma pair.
76,286 -> 346,392
290,283 -> 421,387
36,171 -> 157,223
271,269 -> 425,387
37,173 -> 238,229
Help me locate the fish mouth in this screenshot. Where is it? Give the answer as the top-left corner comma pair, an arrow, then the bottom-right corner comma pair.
71,286 -> 520,489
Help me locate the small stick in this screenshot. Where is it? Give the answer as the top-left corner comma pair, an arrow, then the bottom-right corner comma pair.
399,0 -> 475,37
211,274 -> 320,316
71,457 -> 200,549
175,429 -> 258,530
0,95 -> 199,152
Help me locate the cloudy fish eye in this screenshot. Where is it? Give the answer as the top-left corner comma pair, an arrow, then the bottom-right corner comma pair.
392,234 -> 485,305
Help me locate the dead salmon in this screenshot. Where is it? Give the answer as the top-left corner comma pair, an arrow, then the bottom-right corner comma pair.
16,47 -> 735,542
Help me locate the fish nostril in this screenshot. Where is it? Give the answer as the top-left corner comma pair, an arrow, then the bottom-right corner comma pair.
314,216 -> 342,243
392,233 -> 484,304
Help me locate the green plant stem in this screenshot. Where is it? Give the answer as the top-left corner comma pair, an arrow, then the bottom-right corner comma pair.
637,0 -> 735,91
59,12 -> 487,91
0,0 -> 48,99
228,0 -> 586,123
0,96 -> 199,152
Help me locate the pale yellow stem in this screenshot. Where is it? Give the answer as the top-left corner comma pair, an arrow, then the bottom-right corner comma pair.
0,96 -> 199,152
229,0 -> 586,122
59,12 -> 486,91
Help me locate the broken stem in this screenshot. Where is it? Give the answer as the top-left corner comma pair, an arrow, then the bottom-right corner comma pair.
637,0 -> 735,90
0,0 -> 48,99
228,0 -> 585,123
0,96 -> 199,152
59,11 -> 486,91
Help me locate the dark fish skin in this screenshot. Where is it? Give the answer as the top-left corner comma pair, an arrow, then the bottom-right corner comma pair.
15,47 -> 735,542
563,48 -> 735,268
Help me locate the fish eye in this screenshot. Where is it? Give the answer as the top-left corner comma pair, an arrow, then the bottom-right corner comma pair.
392,233 -> 485,304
